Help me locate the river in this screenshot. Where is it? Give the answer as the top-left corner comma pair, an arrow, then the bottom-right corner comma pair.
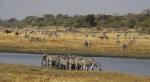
0,52 -> 150,76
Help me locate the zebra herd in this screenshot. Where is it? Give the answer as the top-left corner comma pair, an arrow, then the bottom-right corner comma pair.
1,27 -> 150,51
41,53 -> 102,71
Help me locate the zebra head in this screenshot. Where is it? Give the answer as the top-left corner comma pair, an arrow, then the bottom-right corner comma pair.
98,66 -> 102,71
43,52 -> 48,60
95,61 -> 102,71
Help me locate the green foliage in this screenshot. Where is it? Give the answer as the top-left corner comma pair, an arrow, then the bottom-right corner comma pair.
0,9 -> 150,33
126,19 -> 136,29
103,17 -> 117,28
141,18 -> 150,27
85,14 -> 97,28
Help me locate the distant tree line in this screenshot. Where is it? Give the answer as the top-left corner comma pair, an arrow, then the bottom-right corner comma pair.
0,9 -> 150,33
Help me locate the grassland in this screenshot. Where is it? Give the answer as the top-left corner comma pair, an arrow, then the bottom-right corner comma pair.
0,31 -> 150,59
0,32 -> 150,59
0,63 -> 149,82
0,29 -> 150,82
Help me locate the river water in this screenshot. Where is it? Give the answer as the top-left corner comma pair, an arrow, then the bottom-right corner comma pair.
0,52 -> 150,76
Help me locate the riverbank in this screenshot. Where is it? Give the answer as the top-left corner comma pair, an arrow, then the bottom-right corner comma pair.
0,63 -> 149,82
0,32 -> 150,59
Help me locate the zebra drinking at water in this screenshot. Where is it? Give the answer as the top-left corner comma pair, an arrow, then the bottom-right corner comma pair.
41,53 -> 103,71
68,54 -> 76,70
55,54 -> 70,70
41,53 -> 53,66
57,56 -> 69,70
74,58 -> 84,70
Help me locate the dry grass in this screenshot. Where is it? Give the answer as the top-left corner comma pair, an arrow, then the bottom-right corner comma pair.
0,63 -> 149,82
0,31 -> 150,58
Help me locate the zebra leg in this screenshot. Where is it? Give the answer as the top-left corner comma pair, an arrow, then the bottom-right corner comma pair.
85,66 -> 88,71
83,65 -> 86,70
75,64 -> 78,70
58,63 -> 61,69
91,65 -> 94,71
49,61 -> 52,67
41,59 -> 44,65
46,60 -> 48,66
69,64 -> 72,70
66,64 -> 68,70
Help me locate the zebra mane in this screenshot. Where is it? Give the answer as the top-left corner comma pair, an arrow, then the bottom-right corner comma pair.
94,60 -> 101,68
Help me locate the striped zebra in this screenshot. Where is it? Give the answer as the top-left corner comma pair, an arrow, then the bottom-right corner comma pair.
68,54 -> 83,70
41,53 -> 53,66
81,59 -> 102,71
74,58 -> 83,70
58,57 -> 69,70
68,54 -> 76,70
56,54 -> 69,70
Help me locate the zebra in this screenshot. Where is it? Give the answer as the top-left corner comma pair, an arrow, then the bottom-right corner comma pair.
98,35 -> 105,40
98,35 -> 109,40
55,54 -> 69,70
104,35 -> 109,40
35,36 -> 45,41
128,39 -> 136,46
83,41 -> 91,46
68,54 -> 76,70
41,53 -> 53,66
57,56 -> 69,70
68,54 -> 84,70
120,43 -> 128,50
29,36 -> 45,42
91,34 -> 96,38
116,39 -> 128,50
24,34 -> 30,38
74,58 -> 84,70
81,59 -> 102,71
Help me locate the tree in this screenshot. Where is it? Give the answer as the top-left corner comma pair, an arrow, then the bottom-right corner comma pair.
8,18 -> 17,23
43,14 -> 55,18
142,9 -> 150,16
103,17 -> 118,28
126,19 -> 136,29
56,14 -> 64,19
141,18 -> 150,28
22,16 -> 37,26
6,18 -> 18,28
85,14 -> 97,28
